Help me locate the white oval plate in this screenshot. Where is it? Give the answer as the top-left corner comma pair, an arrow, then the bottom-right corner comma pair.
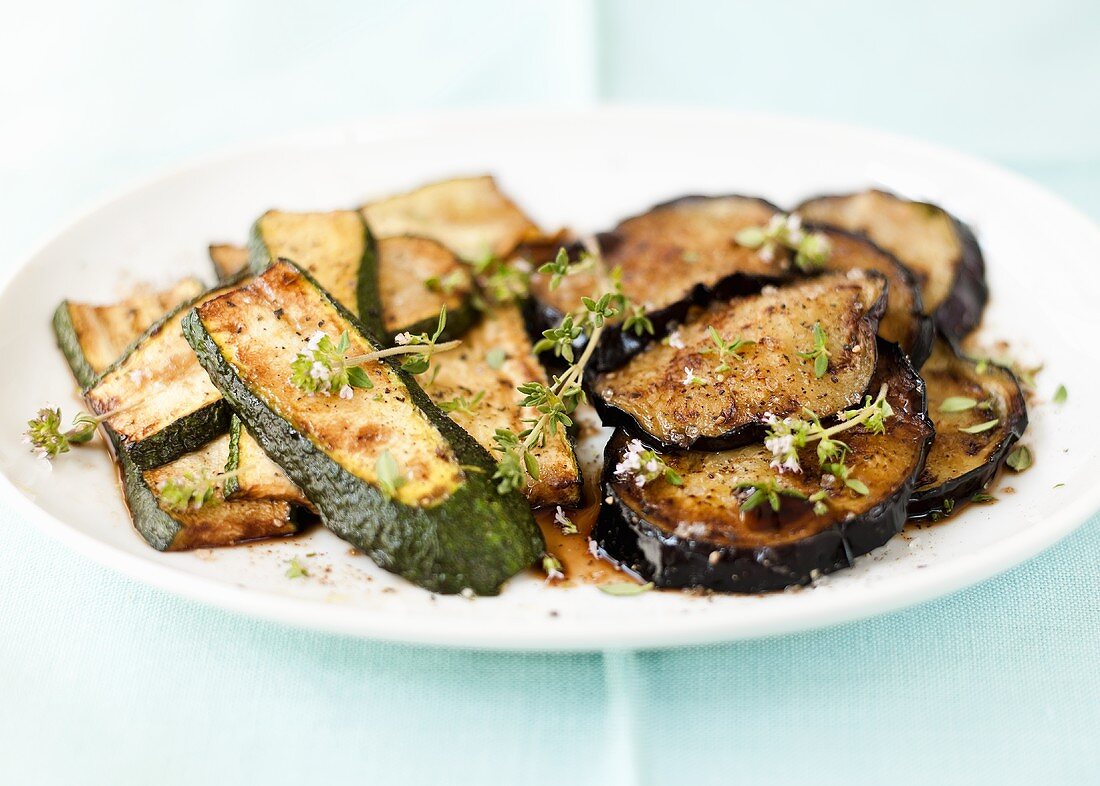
1,108 -> 1096,651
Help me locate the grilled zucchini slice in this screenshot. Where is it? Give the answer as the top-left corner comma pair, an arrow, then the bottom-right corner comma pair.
224,415 -> 311,507
796,190 -> 987,339
375,235 -> 477,341
209,244 -> 249,283
813,225 -> 933,366
125,431 -> 297,551
248,210 -> 383,336
183,260 -> 543,595
53,289 -> 299,550
592,342 -> 933,592
84,284 -> 241,469
591,271 -> 887,450
908,340 -> 1028,520
53,278 -> 205,388
528,195 -> 791,370
361,175 -> 540,261
427,302 -> 582,508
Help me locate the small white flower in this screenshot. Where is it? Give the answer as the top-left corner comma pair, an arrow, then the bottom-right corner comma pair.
309,361 -> 331,382
305,331 -> 326,352
553,506 -> 576,534
785,214 -> 805,244
758,244 -> 776,263
667,330 -> 686,349
394,332 -> 413,346
635,475 -> 646,487
761,285 -> 778,296
682,367 -> 706,387
338,384 -> 353,400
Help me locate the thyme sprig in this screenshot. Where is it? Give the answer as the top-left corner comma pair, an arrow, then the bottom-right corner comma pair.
467,248 -> 530,307
494,240 -> 653,494
797,322 -> 831,378
157,469 -> 241,512
734,213 -> 831,272
763,384 -> 893,477
613,438 -> 683,488
24,407 -> 104,459
437,391 -> 485,415
704,326 -> 754,374
290,308 -> 458,397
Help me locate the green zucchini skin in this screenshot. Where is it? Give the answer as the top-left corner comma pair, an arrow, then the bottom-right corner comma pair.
52,303 -> 98,389
121,400 -> 231,470
84,279 -> 248,469
109,425 -> 185,551
223,415 -> 243,498
182,262 -> 544,595
247,211 -> 386,339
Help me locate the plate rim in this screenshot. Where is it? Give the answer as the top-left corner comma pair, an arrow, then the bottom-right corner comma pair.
4,105 -> 1098,651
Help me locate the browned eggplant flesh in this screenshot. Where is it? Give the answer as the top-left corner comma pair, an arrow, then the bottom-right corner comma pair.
527,195 -> 793,370
811,225 -> 933,366
590,271 -> 887,450
795,190 -> 987,340
592,342 -> 934,592
908,340 -> 1027,520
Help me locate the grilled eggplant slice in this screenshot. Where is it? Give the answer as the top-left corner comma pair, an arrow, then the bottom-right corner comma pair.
126,431 -> 297,551
908,340 -> 1027,520
427,303 -> 582,508
375,235 -> 477,341
209,243 -> 250,283
591,271 -> 887,450
813,225 -> 933,366
361,175 -> 540,261
224,415 -> 311,508
53,278 -> 205,388
527,195 -> 791,370
84,284 -> 242,469
248,210 -> 383,336
592,342 -> 934,592
796,190 -> 987,339
183,260 -> 543,595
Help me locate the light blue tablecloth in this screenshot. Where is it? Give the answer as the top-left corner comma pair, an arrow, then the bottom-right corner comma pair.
1,3 -> 1097,784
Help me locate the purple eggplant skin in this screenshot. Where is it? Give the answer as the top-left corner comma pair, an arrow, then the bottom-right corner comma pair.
584,273 -> 889,452
936,216 -> 988,342
591,341 -> 934,593
906,341 -> 1028,521
794,190 -> 988,343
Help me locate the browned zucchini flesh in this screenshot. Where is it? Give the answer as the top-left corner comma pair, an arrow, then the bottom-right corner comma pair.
209,244 -> 250,283
249,209 -> 381,334
84,284 -> 241,469
54,278 -> 206,389
908,340 -> 1027,520
224,416 -> 311,508
812,225 -> 933,366
426,303 -> 582,508
376,235 -> 477,340
527,195 -> 790,370
592,342 -> 933,592
138,435 -> 297,550
591,271 -> 887,450
361,175 -> 540,260
796,190 -> 986,339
